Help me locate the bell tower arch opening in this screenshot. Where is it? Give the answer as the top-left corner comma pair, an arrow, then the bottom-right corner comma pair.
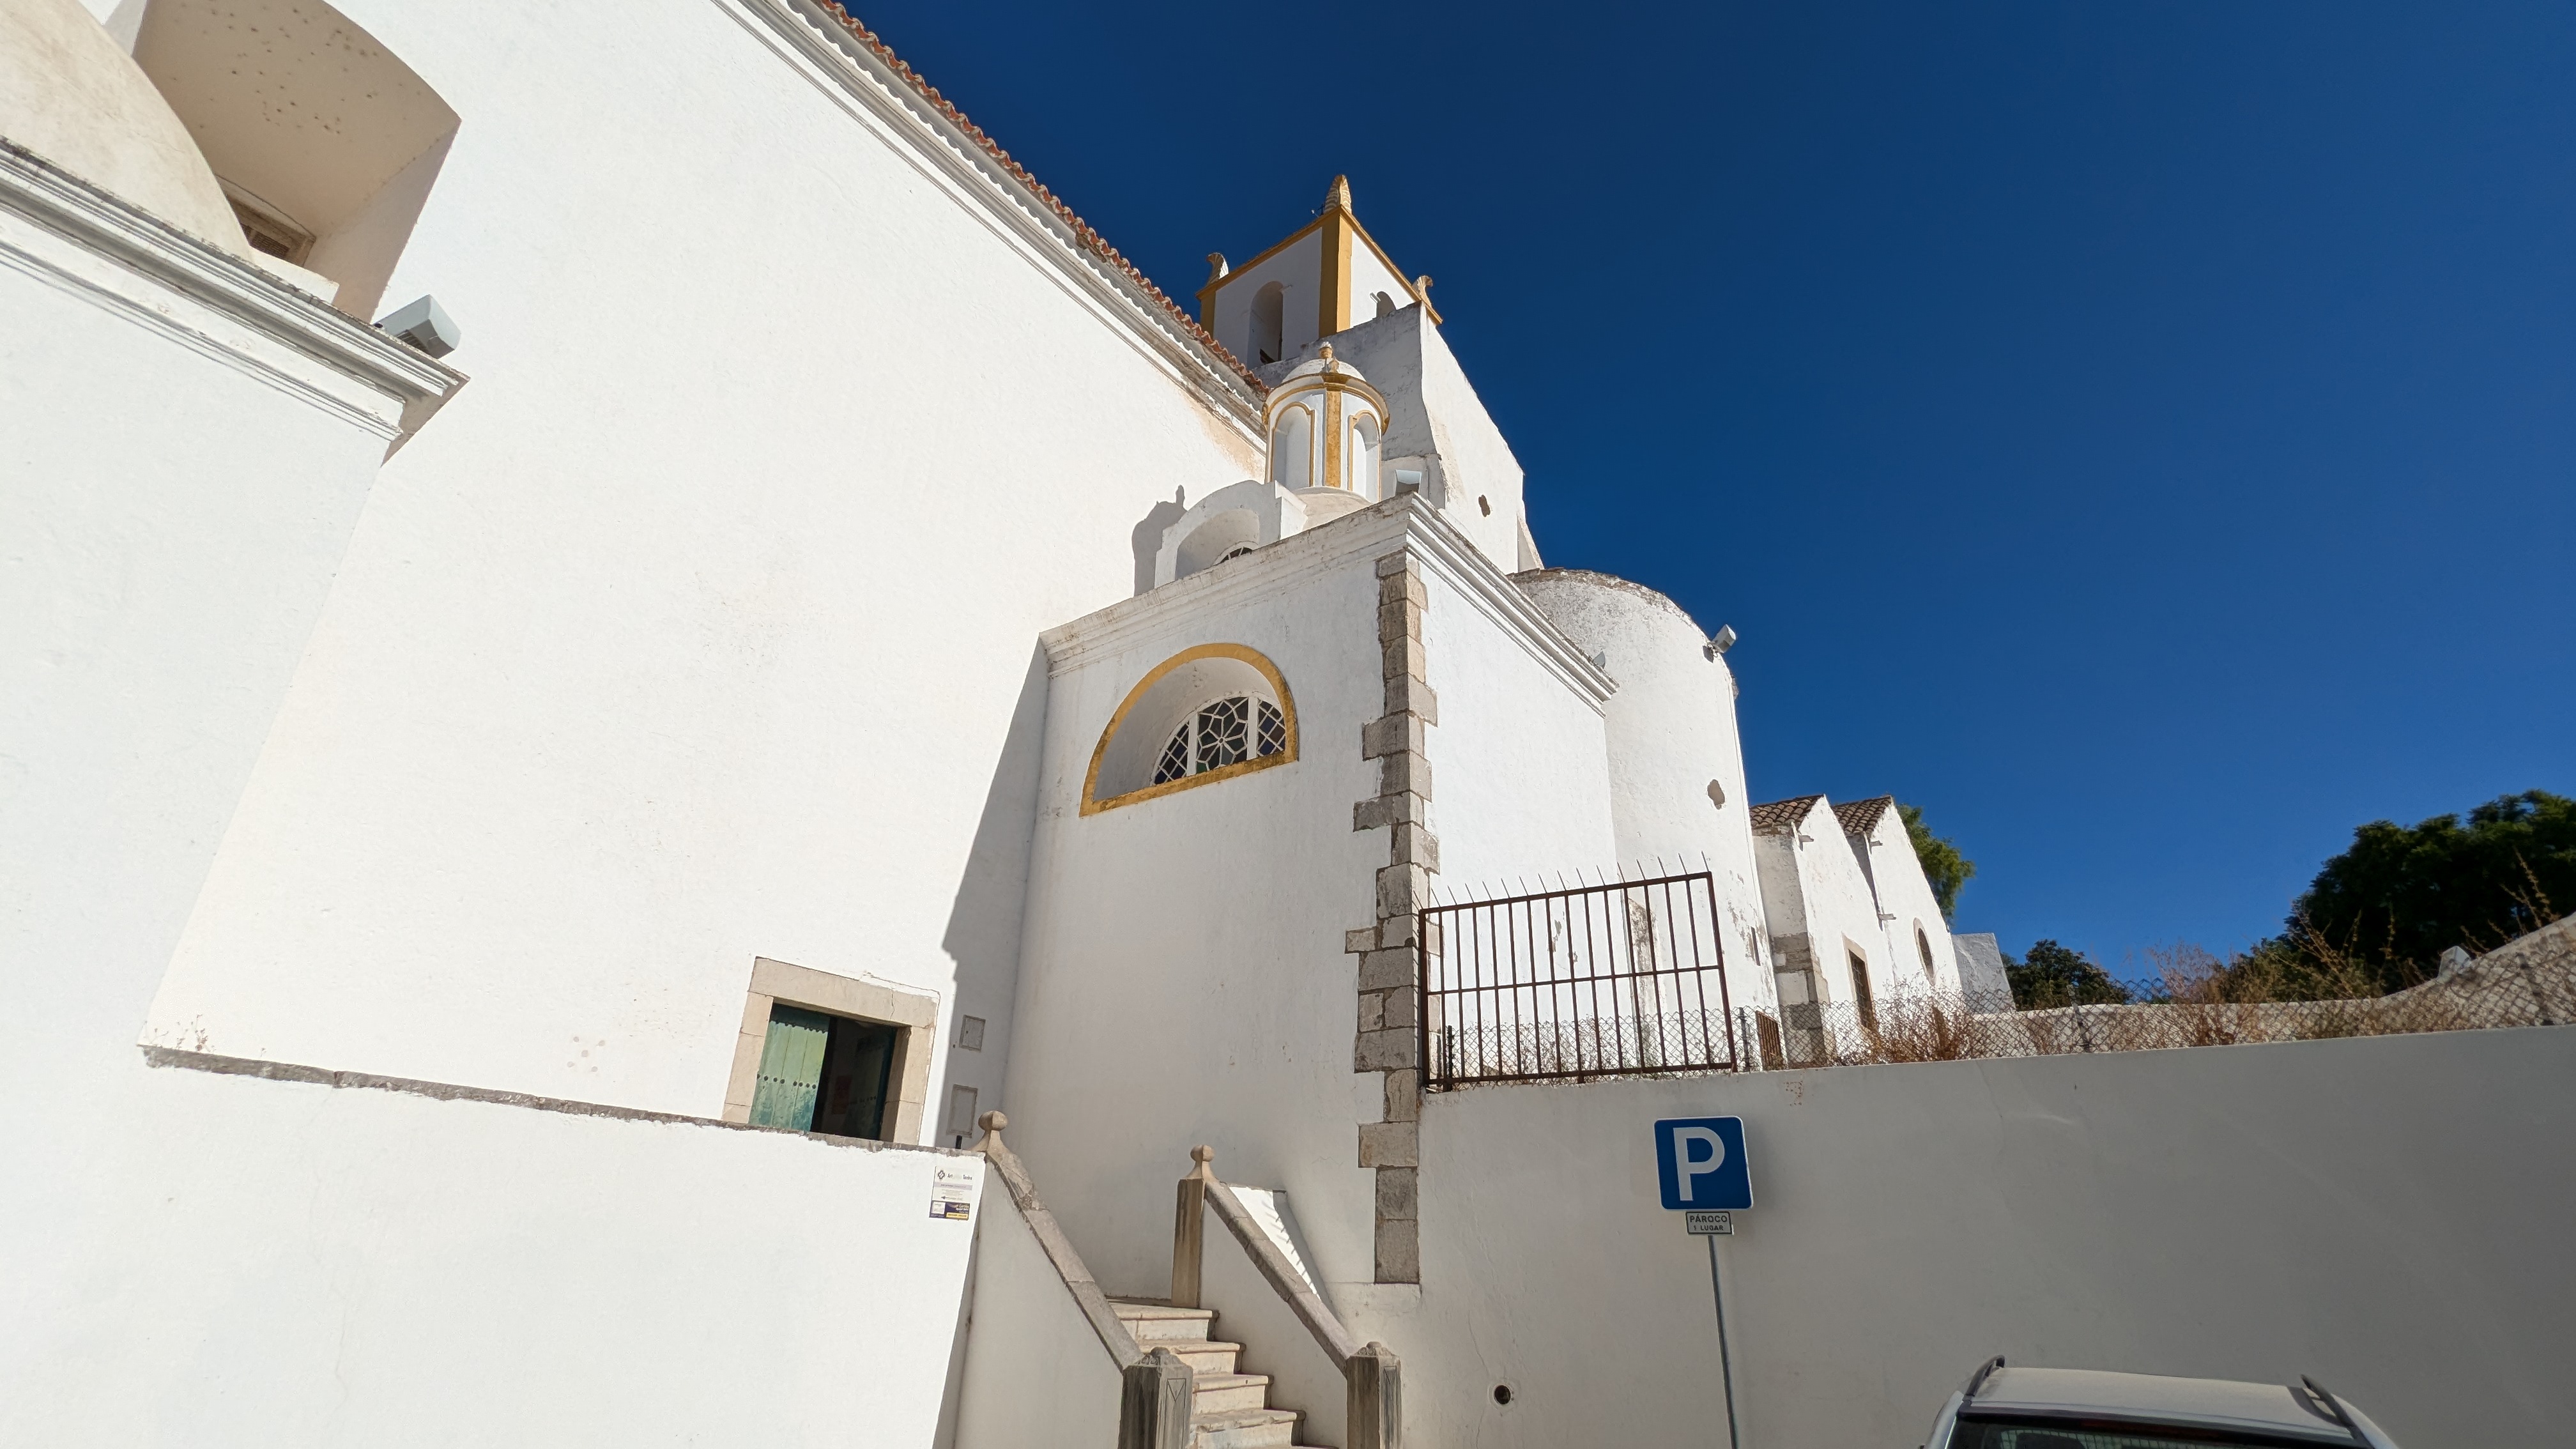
1248,282 -> 1286,366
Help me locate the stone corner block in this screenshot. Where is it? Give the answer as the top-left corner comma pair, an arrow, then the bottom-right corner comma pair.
1358,947 -> 1416,991
1354,1028 -> 1420,1072
1374,1218 -> 1422,1284
1356,1119 -> 1420,1169
1374,1166 -> 1419,1221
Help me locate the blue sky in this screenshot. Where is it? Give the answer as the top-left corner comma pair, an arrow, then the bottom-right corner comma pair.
856,1 -> 2575,964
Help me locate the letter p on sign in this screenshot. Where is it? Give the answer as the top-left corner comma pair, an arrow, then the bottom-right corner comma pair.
1655,1116 -> 1752,1211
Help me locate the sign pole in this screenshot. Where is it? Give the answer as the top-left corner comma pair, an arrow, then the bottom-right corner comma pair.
1706,1232 -> 1742,1449
1659,1116 -> 1752,1449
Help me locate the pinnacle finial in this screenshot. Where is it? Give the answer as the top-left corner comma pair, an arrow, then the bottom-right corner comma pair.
1327,174 -> 1353,212
1204,252 -> 1229,286
1318,342 -> 1334,363
1191,1144 -> 1215,1164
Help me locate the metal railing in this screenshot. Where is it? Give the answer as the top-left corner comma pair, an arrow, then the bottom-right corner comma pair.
1420,871 -> 1740,1089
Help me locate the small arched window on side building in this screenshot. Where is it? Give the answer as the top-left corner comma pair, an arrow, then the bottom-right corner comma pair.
1084,645 -> 1298,813
1250,282 -> 1286,365
1350,414 -> 1381,497
1917,923 -> 1936,981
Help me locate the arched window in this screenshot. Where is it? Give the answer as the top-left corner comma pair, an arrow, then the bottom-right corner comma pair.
1351,415 -> 1381,496
1084,644 -> 1298,813
1250,282 -> 1285,365
1917,924 -> 1936,979
1268,405 -> 1312,489
1151,697 -> 1287,783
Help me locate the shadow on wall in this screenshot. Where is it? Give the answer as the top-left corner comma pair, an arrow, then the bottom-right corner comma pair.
935,641 -> 1050,1148
1131,489 -> 1186,596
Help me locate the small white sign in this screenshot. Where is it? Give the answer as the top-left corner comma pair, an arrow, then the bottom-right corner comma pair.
930,1163 -> 978,1222
1685,1210 -> 1735,1236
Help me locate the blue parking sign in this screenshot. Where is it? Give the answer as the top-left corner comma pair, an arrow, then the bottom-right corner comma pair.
1655,1117 -> 1752,1211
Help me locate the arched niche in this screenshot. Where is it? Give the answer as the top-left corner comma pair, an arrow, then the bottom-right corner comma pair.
1170,507 -> 1261,579
134,0 -> 458,319
1083,644 -> 1298,814
1268,404 -> 1313,490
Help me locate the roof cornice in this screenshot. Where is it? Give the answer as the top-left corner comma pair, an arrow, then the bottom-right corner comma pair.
0,139 -> 463,444
1043,494 -> 1613,710
730,0 -> 1267,433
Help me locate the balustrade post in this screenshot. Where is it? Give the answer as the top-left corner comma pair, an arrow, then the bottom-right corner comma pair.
1119,1347 -> 1194,1449
1347,1340 -> 1402,1449
1170,1144 -> 1215,1309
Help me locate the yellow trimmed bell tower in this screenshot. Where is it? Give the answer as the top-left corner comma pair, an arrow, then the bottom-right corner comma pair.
1198,176 -> 1439,368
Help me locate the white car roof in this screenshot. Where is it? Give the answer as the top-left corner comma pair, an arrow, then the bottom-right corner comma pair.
1970,1367 -> 2356,1443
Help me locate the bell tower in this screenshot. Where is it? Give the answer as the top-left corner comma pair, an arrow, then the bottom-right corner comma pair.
1198,176 -> 1439,367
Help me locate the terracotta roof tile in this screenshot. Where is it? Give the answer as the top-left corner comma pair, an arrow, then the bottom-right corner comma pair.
1832,795 -> 1896,837
1749,795 -> 1824,835
814,4 -> 1264,394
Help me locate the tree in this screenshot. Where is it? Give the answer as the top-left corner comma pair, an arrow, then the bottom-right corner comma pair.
2288,790 -> 2573,992
1899,802 -> 1975,921
2005,939 -> 2131,1008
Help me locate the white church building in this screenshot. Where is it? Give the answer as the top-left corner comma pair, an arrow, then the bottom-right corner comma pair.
2,1 -> 1981,1443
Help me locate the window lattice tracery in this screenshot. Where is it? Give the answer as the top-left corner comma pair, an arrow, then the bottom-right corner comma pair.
1199,697 -> 1250,769
1149,696 -> 1289,786
1154,722 -> 1192,785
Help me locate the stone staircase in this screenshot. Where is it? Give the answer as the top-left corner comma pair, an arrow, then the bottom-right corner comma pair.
1112,1300 -> 1312,1449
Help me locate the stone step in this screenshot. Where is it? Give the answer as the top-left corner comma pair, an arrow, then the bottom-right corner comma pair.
1160,1338 -> 1245,1374
1190,1371 -> 1272,1414
1110,1300 -> 1218,1346
1190,1406 -> 1301,1449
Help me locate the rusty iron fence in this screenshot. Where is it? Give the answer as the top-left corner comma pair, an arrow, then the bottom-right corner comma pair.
1419,871 -> 1739,1089
1739,940 -> 2573,1070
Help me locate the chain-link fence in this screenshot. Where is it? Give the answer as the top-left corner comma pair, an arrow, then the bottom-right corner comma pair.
1742,923 -> 2572,1070
1421,914 -> 2573,1084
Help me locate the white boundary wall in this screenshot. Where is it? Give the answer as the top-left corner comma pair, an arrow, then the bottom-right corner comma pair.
953,1189 -> 1122,1449
1,1061 -> 981,1447
1361,1026 -> 2576,1448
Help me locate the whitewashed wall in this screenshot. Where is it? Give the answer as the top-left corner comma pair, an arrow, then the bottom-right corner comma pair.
1848,808 -> 1964,995
1208,227 -> 1323,364
0,144 -> 442,1386
1754,800 -> 1887,1007
1374,1026 -> 2576,1449
1006,517 -> 1391,1300
133,0 -> 1262,1133
1418,570 -> 1616,898
1006,502 -> 1620,1317
1513,571 -> 1772,1012
953,1189 -> 1123,1449
2,1062 -> 981,1446
1321,307 -> 1531,576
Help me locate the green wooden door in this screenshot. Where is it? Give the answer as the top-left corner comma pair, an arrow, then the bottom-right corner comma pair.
749,1005 -> 833,1130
